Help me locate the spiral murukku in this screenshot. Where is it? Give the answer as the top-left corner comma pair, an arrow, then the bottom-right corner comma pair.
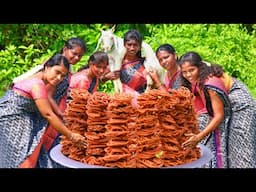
61,88 -> 201,168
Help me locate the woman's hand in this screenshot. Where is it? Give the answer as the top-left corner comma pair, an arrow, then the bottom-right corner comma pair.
148,69 -> 165,90
100,70 -> 120,82
70,132 -> 86,147
147,69 -> 159,83
182,133 -> 200,149
104,70 -> 120,80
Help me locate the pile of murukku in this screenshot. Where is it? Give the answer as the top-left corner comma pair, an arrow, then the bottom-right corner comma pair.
60,88 -> 91,161
102,92 -> 135,168
81,91 -> 111,165
61,88 -> 201,168
156,87 -> 200,166
135,89 -> 163,168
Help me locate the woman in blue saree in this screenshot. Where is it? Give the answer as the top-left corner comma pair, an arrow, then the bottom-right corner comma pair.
179,51 -> 232,168
180,51 -> 256,168
0,54 -> 86,168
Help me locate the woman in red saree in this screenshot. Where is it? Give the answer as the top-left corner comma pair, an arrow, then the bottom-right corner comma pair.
117,29 -> 148,106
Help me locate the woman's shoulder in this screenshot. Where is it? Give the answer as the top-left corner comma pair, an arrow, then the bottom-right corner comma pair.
71,70 -> 89,80
205,76 -> 227,93
14,77 -> 44,86
205,76 -> 223,84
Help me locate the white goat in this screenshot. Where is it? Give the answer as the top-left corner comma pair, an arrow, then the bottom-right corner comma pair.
95,26 -> 125,93
95,27 -> 164,93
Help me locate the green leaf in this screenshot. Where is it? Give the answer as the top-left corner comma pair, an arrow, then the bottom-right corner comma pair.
155,150 -> 164,158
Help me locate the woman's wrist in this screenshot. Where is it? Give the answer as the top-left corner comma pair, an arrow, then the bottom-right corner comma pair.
156,82 -> 163,88
194,134 -> 201,143
196,132 -> 206,143
68,132 -> 74,141
100,75 -> 107,83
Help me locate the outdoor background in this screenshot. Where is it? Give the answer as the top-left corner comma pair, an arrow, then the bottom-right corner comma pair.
0,24 -> 255,99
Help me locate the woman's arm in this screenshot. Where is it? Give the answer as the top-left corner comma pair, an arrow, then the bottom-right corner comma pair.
100,67 -> 120,83
148,69 -> 166,91
35,98 -> 86,146
47,85 -> 63,118
182,89 -> 224,148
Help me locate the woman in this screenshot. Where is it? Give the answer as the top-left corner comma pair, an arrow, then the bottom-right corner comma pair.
120,29 -> 147,94
14,37 -> 86,115
15,37 -> 86,168
51,37 -> 86,109
207,63 -> 256,168
100,29 -> 147,106
69,51 -> 109,93
148,43 -> 182,91
179,51 -> 232,168
0,54 -> 86,168
39,37 -> 86,168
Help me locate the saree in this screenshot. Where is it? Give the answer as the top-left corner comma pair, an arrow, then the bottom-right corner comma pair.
12,65 -> 71,168
227,78 -> 256,168
163,71 -> 182,90
193,76 -> 232,168
0,80 -> 48,168
120,59 -> 147,107
120,59 -> 147,94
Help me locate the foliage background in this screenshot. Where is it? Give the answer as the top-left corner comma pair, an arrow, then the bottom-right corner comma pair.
0,24 -> 255,99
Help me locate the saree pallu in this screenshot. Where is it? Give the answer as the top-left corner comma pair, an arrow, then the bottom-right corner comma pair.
120,59 -> 147,94
164,71 -> 182,90
87,77 -> 98,93
227,78 -> 256,168
0,90 -> 47,168
196,77 -> 232,168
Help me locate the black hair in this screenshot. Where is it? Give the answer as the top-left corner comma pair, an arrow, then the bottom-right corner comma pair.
78,51 -> 109,71
43,53 -> 70,71
156,43 -> 176,54
60,37 -> 86,54
178,51 -> 224,91
123,29 -> 143,58
156,43 -> 177,61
